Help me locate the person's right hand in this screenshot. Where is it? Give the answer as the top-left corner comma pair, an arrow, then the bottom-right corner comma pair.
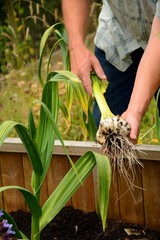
69,44 -> 106,96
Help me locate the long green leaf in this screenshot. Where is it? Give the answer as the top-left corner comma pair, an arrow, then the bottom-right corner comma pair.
53,22 -> 68,45
59,99 -> 71,128
51,70 -> 90,119
46,38 -> 62,76
38,25 -> 55,86
36,81 -> 58,156
38,22 -> 69,86
0,186 -> 42,218
0,121 -> 43,176
34,99 -> 79,192
28,107 -> 37,144
1,209 -> 26,239
53,22 -> 70,70
32,81 -> 59,192
0,121 -> 18,145
95,152 -> 111,230
82,108 -> 97,141
40,151 -> 111,231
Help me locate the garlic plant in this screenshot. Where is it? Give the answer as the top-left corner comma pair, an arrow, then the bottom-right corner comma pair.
91,72 -> 143,186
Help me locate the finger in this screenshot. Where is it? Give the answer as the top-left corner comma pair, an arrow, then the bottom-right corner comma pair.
81,74 -> 92,96
129,128 -> 139,144
91,57 -> 107,80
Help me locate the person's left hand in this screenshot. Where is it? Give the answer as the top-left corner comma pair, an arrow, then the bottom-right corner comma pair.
121,110 -> 141,144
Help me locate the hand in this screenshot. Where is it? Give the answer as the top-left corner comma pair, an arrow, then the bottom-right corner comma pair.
69,44 -> 106,96
121,110 -> 142,144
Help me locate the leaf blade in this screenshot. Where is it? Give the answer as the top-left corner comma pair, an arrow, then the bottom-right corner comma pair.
40,151 -> 111,231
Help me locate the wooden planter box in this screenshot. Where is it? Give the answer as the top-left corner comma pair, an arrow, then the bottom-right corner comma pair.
0,138 -> 160,231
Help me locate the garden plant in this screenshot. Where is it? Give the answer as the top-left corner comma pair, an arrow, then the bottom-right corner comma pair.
0,21 -> 160,240
0,23 -> 112,240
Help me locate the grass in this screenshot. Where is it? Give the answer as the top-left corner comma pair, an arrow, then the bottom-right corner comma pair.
139,99 -> 158,144
0,54 -> 85,140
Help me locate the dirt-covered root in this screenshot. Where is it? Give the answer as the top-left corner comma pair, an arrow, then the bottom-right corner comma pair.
100,133 -> 143,188
96,116 -> 143,189
96,115 -> 131,145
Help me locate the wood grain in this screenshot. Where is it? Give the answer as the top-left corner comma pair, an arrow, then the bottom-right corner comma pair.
0,152 -> 26,212
142,160 -> 160,231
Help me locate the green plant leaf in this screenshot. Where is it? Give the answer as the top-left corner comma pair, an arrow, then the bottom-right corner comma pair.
53,22 -> 68,45
50,70 -> 90,120
95,152 -> 111,230
1,209 -> 26,239
59,99 -> 71,129
0,186 -> 42,218
53,22 -> 70,70
82,108 -> 97,141
0,121 -> 43,176
36,81 -> 58,155
0,121 -> 20,145
34,99 -> 79,192
40,151 -> 111,232
48,71 -> 96,140
38,22 -> 69,86
46,38 -> 62,76
38,25 -> 55,86
32,80 -> 59,192
28,107 -> 37,144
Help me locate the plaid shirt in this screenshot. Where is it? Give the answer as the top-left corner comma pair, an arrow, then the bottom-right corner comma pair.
94,0 -> 160,71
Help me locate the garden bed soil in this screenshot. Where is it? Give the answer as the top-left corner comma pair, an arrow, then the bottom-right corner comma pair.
10,206 -> 160,240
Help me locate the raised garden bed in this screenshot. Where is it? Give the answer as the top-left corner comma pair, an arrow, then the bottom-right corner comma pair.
0,138 -> 160,233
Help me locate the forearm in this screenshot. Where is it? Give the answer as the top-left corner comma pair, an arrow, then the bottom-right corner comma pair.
62,0 -> 91,48
62,0 -> 107,95
127,16 -> 160,121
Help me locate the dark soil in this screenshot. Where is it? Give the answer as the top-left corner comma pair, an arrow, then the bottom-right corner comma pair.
10,206 -> 160,240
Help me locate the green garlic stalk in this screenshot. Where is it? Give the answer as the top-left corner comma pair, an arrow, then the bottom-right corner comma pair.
91,72 -> 143,189
91,72 -> 114,120
91,72 -> 131,144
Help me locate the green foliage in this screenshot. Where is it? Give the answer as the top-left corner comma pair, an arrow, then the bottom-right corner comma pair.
0,23 -> 111,239
0,1 -> 159,144
0,0 -> 62,73
139,99 -> 158,144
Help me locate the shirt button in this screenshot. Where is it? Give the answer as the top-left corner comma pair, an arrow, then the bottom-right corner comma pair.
137,36 -> 141,41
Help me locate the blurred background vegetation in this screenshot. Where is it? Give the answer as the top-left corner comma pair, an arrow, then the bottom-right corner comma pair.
0,0 -> 158,144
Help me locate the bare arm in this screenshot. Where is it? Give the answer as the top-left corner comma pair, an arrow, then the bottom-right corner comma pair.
62,0 -> 90,47
62,0 -> 106,95
122,16 -> 160,143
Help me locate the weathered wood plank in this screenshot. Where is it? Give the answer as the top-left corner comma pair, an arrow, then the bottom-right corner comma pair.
0,152 -> 26,212
118,163 -> 145,225
0,139 -> 160,231
108,174 -> 120,220
46,154 -> 71,206
142,160 -> 160,231
22,154 -> 32,192
22,153 -> 49,207
93,167 -> 120,220
71,156 -> 95,212
1,138 -> 160,160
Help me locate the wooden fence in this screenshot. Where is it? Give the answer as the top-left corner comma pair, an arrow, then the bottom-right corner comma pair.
0,138 -> 160,231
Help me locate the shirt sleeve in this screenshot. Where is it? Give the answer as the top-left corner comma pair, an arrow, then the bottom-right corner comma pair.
156,1 -> 160,18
